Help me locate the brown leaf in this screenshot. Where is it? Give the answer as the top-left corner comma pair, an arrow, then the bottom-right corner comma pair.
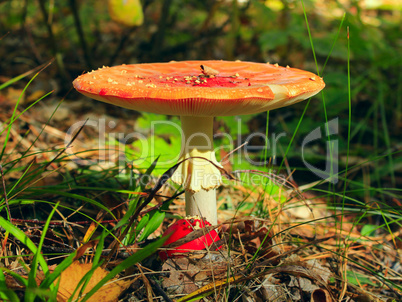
288,275 -> 319,293
161,258 -> 199,295
161,254 -> 227,296
74,241 -> 98,261
56,261 -> 131,302
232,219 -> 275,258
5,273 -> 25,291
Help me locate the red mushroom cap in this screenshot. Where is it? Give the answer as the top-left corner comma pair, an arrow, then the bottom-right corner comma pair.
73,60 -> 325,117
159,217 -> 221,261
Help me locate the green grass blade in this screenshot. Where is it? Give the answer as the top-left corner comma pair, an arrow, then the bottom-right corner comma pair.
0,92 -> 51,138
0,61 -> 52,91
68,262 -> 104,302
378,82 -> 396,186
340,26 -> 352,244
4,159 -> 35,199
0,288 -> 20,302
25,203 -> 59,301
0,66 -> 48,162
0,269 -> 18,301
2,92 -> 58,175
0,217 -> 49,277
137,209 -> 165,241
301,0 -> 319,76
263,111 -> 269,165
93,229 -> 107,266
321,13 -> 346,74
278,98 -> 311,174
39,252 -> 78,290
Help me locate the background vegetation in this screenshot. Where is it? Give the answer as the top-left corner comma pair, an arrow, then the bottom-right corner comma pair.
0,0 -> 401,301
1,0 -> 400,185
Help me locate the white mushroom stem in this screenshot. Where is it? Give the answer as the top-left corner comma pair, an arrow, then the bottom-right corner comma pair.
171,116 -> 222,225
185,190 -> 217,225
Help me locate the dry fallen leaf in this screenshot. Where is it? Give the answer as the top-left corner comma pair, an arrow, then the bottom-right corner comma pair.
56,261 -> 132,302
161,258 -> 199,295
161,254 -> 227,296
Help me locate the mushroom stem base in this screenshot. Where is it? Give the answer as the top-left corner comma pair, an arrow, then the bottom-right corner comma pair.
185,190 -> 217,225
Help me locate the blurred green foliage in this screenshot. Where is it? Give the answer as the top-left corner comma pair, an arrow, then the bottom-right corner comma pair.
0,0 -> 400,190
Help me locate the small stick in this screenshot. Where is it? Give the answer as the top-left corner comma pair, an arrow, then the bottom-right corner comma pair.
45,118 -> 88,169
220,141 -> 248,164
149,277 -> 174,302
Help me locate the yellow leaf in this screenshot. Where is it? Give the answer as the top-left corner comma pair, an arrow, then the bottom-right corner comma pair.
108,0 -> 144,27
56,261 -> 131,302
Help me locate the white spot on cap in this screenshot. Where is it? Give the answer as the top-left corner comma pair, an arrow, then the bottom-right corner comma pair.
266,84 -> 288,100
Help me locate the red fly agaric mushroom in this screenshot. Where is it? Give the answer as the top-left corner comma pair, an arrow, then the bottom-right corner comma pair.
159,216 -> 220,260
73,60 -> 325,225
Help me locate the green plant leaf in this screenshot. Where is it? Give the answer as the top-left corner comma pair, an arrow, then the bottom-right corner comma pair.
132,136 -> 181,171
347,271 -> 378,287
135,213 -> 150,237
360,224 -> 378,237
138,210 -> 165,241
136,113 -> 180,135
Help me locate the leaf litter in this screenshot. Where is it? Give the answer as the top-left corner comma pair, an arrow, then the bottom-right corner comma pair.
0,92 -> 401,301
